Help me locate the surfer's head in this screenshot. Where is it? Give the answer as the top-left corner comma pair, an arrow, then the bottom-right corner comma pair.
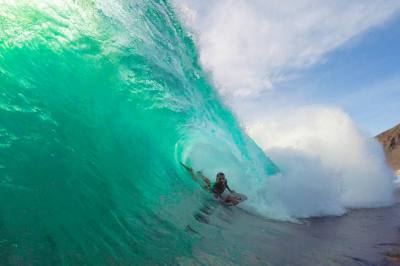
216,172 -> 225,183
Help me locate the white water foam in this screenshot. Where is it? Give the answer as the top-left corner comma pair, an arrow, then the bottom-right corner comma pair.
245,106 -> 395,219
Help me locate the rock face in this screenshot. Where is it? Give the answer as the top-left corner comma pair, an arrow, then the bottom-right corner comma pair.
376,123 -> 400,173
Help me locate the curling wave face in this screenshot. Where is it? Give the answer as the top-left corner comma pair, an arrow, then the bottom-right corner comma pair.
0,0 -> 278,264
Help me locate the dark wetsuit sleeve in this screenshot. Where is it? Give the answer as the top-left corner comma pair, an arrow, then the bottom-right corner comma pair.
225,180 -> 233,192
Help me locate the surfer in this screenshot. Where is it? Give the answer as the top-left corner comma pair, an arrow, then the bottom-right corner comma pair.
181,163 -> 240,205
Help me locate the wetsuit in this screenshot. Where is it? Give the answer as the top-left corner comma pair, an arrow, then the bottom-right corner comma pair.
211,180 -> 233,198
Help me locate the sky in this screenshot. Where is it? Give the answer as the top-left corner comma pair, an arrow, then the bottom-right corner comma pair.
268,13 -> 400,135
174,0 -> 400,136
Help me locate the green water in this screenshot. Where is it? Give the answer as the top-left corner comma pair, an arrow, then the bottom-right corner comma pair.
0,0 -> 278,264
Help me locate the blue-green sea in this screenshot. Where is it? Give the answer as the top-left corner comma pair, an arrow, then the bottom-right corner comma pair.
0,1 -> 279,264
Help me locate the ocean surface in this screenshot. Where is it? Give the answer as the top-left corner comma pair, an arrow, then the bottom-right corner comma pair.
186,198 -> 400,266
0,1 -> 398,265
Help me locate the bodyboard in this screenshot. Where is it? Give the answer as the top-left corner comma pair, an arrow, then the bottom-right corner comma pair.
221,192 -> 248,206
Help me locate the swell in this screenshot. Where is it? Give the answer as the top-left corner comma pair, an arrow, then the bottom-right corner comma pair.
0,0 -> 277,264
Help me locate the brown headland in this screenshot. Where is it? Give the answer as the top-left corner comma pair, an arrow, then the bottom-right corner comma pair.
376,123 -> 400,175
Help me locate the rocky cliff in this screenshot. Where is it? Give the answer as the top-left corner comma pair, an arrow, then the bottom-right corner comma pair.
376,123 -> 400,174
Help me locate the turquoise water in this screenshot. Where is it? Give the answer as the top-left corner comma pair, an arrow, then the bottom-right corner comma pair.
0,0 -> 278,264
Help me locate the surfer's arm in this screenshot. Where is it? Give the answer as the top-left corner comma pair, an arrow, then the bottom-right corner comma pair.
187,167 -> 197,181
225,181 -> 234,192
182,165 -> 208,185
198,174 -> 211,188
180,162 -> 196,181
180,162 -> 210,189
